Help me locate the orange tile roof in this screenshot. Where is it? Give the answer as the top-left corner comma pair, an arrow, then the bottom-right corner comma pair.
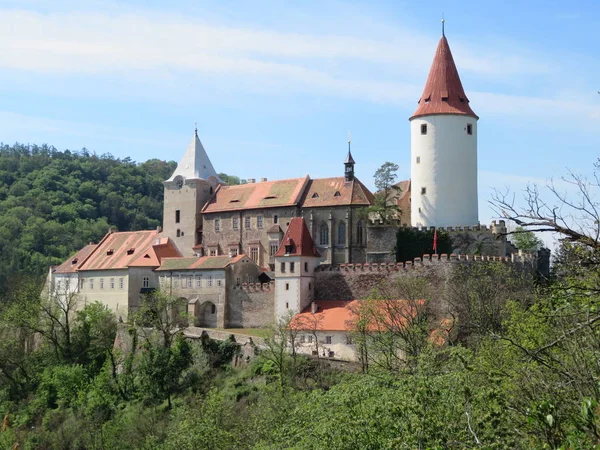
411,36 -> 478,120
300,177 -> 374,208
202,176 -> 309,213
53,244 -> 97,274
394,179 -> 411,209
78,230 -> 180,271
290,299 -> 424,332
274,217 -> 320,257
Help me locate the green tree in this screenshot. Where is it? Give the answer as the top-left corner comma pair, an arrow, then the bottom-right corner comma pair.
510,226 -> 543,252
366,162 -> 402,223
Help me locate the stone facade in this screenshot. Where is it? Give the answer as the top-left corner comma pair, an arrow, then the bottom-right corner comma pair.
229,283 -> 276,328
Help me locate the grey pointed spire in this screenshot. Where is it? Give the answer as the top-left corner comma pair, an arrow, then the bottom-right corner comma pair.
166,129 -> 223,183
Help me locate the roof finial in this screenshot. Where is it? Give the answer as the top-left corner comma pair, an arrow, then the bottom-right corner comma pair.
194,122 -> 198,136
348,130 -> 352,151
441,14 -> 445,37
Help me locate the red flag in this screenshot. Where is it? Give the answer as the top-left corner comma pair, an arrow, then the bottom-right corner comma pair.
433,228 -> 438,254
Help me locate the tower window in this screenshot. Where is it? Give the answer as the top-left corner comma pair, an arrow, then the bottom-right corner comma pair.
215,218 -> 220,232
273,214 -> 278,224
281,262 -> 286,273
290,262 -> 295,273
176,229 -> 181,237
286,283 -> 289,291
305,262 -> 308,272
467,124 -> 473,135
175,210 -> 180,223
211,304 -> 216,314
416,156 -> 420,164
420,124 -> 427,135
421,187 -> 427,195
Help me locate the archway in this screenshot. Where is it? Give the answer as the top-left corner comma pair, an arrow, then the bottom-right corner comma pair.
197,301 -> 218,328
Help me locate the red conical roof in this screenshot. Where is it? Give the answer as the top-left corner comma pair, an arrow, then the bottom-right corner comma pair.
410,36 -> 478,120
274,218 -> 320,257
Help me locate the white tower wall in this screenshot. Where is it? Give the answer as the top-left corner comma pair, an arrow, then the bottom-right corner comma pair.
410,115 -> 478,228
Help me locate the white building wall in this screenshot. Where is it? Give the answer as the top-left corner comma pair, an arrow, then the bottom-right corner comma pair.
295,331 -> 356,361
274,255 -> 317,320
78,269 -> 129,319
410,115 -> 478,228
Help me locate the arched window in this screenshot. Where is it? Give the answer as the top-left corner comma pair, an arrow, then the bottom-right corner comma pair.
319,222 -> 329,246
337,221 -> 346,245
356,221 -> 364,245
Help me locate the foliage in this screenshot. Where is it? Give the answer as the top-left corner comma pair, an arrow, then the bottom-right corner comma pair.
511,226 -> 543,252
395,226 -> 452,262
364,161 -> 402,223
218,173 -> 241,185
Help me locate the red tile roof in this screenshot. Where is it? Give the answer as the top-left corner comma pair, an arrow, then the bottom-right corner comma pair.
290,299 -> 424,331
274,217 -> 320,257
411,36 -> 478,120
53,244 -> 97,274
202,176 -> 309,213
78,230 -> 180,271
394,179 -> 411,209
155,254 -> 254,271
300,177 -> 374,208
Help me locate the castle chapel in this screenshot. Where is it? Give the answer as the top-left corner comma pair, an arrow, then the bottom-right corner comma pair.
49,30 -> 513,333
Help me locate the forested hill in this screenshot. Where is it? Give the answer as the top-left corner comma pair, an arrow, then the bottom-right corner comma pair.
0,143 -> 177,291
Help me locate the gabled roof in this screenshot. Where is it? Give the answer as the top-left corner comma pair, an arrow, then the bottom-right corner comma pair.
53,244 -> 97,274
155,254 -> 252,271
202,176 -> 309,213
394,179 -> 411,209
300,177 -> 374,208
411,35 -> 478,120
274,217 -> 320,257
166,130 -> 223,183
78,230 -> 180,271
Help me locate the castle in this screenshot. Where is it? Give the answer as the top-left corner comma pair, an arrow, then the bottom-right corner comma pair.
48,31 -> 546,360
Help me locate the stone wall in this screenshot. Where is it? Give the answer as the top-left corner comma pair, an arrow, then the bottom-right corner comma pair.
227,282 -> 275,328
366,225 -> 397,264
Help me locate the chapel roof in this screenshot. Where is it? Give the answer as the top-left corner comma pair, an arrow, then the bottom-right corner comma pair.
78,230 -> 180,271
274,217 -> 320,257
300,177 -> 374,208
410,35 -> 478,120
165,129 -> 223,183
53,244 -> 97,274
202,176 -> 309,213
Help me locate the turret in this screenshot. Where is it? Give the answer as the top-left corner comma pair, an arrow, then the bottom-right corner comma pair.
274,218 -> 320,320
410,28 -> 479,228
344,137 -> 355,182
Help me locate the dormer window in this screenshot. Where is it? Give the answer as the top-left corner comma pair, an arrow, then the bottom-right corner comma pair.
106,249 -> 114,256
143,254 -> 150,259
285,244 -> 293,254
312,192 -> 319,198
424,95 -> 431,103
71,258 -> 78,265
264,196 -> 277,200
127,248 -> 135,255
442,96 -> 448,102
229,199 -> 240,203
334,191 -> 341,197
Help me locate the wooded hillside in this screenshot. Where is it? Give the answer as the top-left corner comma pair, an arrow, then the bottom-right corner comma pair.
0,143 -> 176,291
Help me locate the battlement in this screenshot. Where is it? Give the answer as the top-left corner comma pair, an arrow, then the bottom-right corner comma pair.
316,252 -> 536,273
232,281 -> 276,292
368,220 -> 507,234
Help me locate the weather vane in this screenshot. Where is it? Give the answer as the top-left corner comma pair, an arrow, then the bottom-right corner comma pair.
348,131 -> 352,144
442,14 -> 445,36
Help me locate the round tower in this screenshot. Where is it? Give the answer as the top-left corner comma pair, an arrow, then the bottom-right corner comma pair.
410,31 -> 479,228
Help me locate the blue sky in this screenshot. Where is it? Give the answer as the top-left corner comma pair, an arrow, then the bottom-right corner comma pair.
1,0 -> 599,244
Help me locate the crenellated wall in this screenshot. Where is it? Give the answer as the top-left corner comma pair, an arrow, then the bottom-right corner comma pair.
227,282 -> 275,328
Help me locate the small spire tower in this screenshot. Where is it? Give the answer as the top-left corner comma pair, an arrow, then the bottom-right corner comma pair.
410,22 -> 479,228
344,132 -> 355,182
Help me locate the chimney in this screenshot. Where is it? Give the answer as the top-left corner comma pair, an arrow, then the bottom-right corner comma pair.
261,177 -> 267,182
248,178 -> 256,183
156,225 -> 162,233
108,227 -> 116,234
311,301 -> 318,314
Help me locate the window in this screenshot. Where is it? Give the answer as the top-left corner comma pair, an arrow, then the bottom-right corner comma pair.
356,221 -> 364,245
281,262 -> 286,273
215,218 -> 220,232
337,221 -> 346,245
257,215 -> 264,229
467,123 -> 473,135
285,283 -> 289,291
89,279 -> 94,290
346,335 -> 353,345
248,276 -> 253,283
175,210 -> 180,223
421,124 -> 427,135
207,276 -> 213,287
319,223 -> 329,246
250,247 -> 259,263
290,262 -> 295,273
245,217 -> 251,229
309,283 -> 312,290
188,276 -> 193,288
176,229 -> 181,237
421,187 -> 427,195
312,192 -> 319,198
210,249 -> 217,256
305,262 -> 308,272
230,247 -> 238,257
196,276 -> 202,288
416,156 -> 420,164
286,302 -> 289,309
217,278 -> 222,287
232,217 -> 239,230
308,335 -> 313,343
334,191 -> 341,197
79,278 -> 84,290
236,277 -> 241,285
119,278 -> 124,289
182,276 -> 187,289
211,304 -> 216,314
418,207 -> 422,214
299,335 -> 306,344
100,278 -> 104,290
174,276 -> 179,288
142,277 -> 149,288
270,242 -> 279,257
273,214 -> 278,224
325,336 -> 332,344
110,278 -> 115,289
